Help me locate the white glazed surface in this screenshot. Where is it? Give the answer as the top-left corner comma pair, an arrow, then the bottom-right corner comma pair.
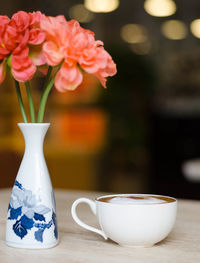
6,124 -> 58,249
71,194 -> 177,247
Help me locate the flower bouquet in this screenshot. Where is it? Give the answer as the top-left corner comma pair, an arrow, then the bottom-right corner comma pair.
1,11 -> 116,249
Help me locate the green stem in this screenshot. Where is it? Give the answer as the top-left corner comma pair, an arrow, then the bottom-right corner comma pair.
37,75 -> 56,123
25,81 -> 35,123
43,66 -> 53,88
14,80 -> 28,123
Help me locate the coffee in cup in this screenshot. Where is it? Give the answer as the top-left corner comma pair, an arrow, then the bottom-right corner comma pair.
99,195 -> 174,204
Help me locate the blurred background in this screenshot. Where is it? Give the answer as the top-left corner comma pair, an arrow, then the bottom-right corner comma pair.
2,0 -> 200,199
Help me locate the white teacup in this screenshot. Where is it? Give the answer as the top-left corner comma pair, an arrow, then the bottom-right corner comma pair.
71,194 -> 177,247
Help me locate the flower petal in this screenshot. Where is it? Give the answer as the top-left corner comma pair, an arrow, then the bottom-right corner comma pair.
0,47 -> 10,60
29,11 -> 45,26
13,29 -> 30,55
93,50 -> 117,88
40,15 -> 68,45
43,41 -> 63,66
11,11 -> 30,33
11,47 -> 36,82
94,71 -> 107,88
55,62 -> 83,92
11,62 -> 36,82
3,24 -> 18,51
29,28 -> 45,45
0,59 -> 6,84
29,45 -> 46,66
0,15 -> 10,36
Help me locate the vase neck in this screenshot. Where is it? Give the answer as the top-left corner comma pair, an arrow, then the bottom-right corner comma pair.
18,123 -> 50,151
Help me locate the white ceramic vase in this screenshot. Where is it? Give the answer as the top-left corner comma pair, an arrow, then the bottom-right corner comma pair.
6,123 -> 58,249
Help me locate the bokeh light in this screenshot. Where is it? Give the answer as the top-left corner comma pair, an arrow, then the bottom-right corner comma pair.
84,0 -> 119,13
69,4 -> 95,23
190,19 -> 200,39
161,20 -> 187,40
130,41 -> 151,55
120,24 -> 148,44
144,0 -> 176,17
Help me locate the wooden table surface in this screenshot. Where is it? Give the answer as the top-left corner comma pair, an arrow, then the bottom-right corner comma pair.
0,189 -> 199,263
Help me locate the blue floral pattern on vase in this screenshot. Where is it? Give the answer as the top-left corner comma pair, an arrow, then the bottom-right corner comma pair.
7,180 -> 58,242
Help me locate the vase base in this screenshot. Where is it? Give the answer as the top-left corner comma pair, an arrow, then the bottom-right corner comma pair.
6,239 -> 59,249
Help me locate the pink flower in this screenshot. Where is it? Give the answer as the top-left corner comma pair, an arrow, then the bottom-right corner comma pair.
0,16 -> 10,60
0,11 -> 46,83
40,16 -> 117,91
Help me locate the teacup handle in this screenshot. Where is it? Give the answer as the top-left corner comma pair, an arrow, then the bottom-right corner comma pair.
71,198 -> 107,240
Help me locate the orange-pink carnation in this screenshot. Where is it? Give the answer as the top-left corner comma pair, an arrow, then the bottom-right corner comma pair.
40,16 -> 117,91
0,11 -> 46,83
